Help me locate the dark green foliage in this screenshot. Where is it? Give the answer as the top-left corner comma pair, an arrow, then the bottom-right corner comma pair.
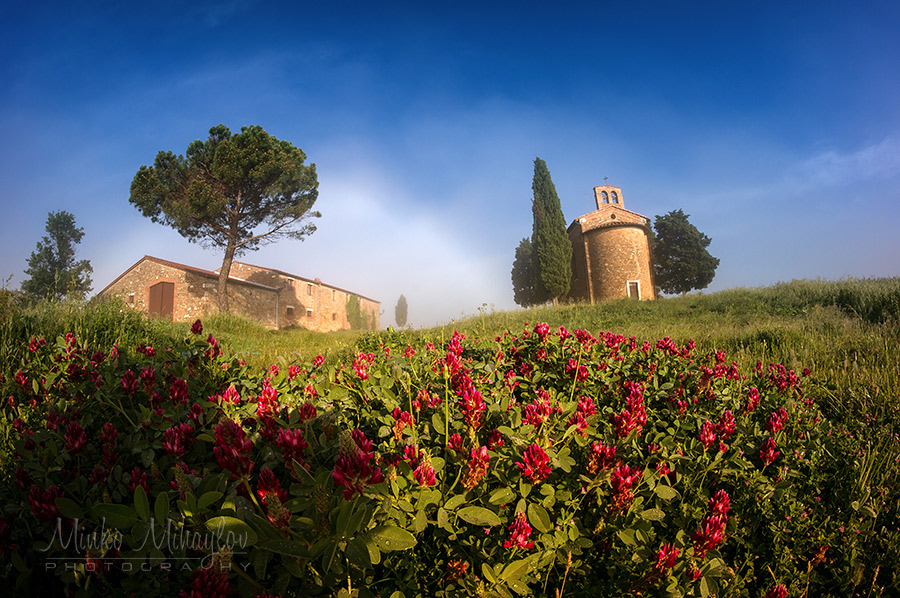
511,237 -> 547,307
395,294 -> 408,327
21,211 -> 93,301
530,157 -> 572,303
346,294 -> 370,330
651,209 -> 719,295
129,124 -> 319,311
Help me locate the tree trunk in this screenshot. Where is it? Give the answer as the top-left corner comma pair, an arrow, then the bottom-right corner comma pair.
218,244 -> 236,313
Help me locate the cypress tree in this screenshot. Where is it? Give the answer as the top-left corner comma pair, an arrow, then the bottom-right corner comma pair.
531,157 -> 572,304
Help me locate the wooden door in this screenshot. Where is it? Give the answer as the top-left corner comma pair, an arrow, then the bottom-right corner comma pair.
149,282 -> 175,320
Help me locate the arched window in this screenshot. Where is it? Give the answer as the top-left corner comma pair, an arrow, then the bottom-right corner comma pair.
611,191 -> 619,204
601,191 -> 609,204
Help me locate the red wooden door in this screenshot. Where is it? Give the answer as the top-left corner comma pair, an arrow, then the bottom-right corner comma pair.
149,282 -> 174,320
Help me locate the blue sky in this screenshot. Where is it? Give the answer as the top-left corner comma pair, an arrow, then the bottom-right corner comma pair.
2,1 -> 898,327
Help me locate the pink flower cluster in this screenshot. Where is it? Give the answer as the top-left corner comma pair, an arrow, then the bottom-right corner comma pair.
587,441 -> 617,475
462,446 -> 490,491
213,419 -> 255,480
28,485 -> 64,521
691,490 -> 729,559
565,358 -> 589,382
256,468 -> 290,529
610,464 -> 642,511
567,396 -> 596,437
64,420 -> 87,453
516,444 -> 552,484
760,437 -> 780,466
352,352 -> 375,380
699,420 -> 717,450
523,390 -> 557,427
163,423 -> 195,459
613,381 -> 647,438
276,427 -> 308,472
332,430 -> 384,499
767,407 -> 787,434
504,511 -> 535,550
654,542 -> 679,570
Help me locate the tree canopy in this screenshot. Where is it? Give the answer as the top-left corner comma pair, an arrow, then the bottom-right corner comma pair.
511,237 -> 547,307
395,295 -> 408,328
21,211 -> 93,301
346,295 -> 373,331
651,209 -> 720,295
129,124 -> 319,311
531,157 -> 572,304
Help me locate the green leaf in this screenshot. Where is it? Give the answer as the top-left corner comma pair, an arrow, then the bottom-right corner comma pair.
196,432 -> 215,443
291,459 -> 316,485
457,506 -> 502,527
258,539 -> 309,558
205,516 -> 259,547
346,537 -> 372,568
527,503 -> 552,533
154,491 -> 170,524
55,497 -> 85,520
437,507 -> 450,530
444,494 -> 466,511
93,504 -> 138,529
371,525 -> 417,551
617,529 -> 636,546
133,486 -> 150,521
489,487 -> 516,505
414,509 -> 427,533
362,533 -> 381,565
336,500 -> 355,537
197,490 -> 224,510
655,485 -> 680,501
482,562 -> 498,584
641,508 -> 666,521
501,557 -> 533,582
11,549 -> 28,574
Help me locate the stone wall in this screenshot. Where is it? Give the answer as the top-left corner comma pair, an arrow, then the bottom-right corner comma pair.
227,262 -> 381,332
579,224 -> 655,301
567,189 -> 656,303
100,258 -> 279,327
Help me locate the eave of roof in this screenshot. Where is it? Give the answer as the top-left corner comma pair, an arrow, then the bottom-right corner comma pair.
230,260 -> 381,305
97,255 -> 280,296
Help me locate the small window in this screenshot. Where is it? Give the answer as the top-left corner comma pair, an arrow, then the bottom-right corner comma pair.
601,191 -> 609,204
332,313 -> 337,321
307,284 -> 313,296
332,289 -> 336,301
128,293 -> 135,305
611,191 -> 619,204
306,308 -> 314,318
627,281 -> 640,299
286,306 -> 294,316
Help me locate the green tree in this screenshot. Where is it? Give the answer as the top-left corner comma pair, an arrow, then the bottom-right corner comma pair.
395,295 -> 408,327
346,295 -> 369,330
129,124 -> 319,312
651,209 -> 720,295
531,157 -> 572,304
511,237 -> 547,307
21,211 -> 93,301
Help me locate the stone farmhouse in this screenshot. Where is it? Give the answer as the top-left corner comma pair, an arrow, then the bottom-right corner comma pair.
98,255 -> 380,331
567,185 -> 656,302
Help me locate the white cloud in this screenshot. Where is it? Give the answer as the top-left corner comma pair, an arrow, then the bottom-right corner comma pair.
791,137 -> 900,189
